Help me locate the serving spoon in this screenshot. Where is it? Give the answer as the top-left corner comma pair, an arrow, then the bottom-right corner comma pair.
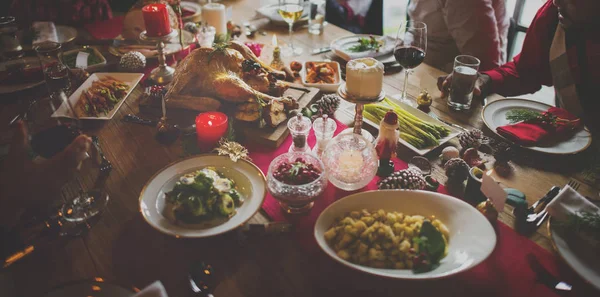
188,261 -> 217,297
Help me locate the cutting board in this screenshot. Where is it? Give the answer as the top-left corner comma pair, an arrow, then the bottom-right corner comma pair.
139,83 -> 320,148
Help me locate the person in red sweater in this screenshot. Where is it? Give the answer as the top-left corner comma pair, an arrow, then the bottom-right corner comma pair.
438,0 -> 600,136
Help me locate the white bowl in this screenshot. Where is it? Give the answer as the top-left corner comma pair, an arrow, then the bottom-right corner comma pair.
300,61 -> 343,92
139,155 -> 266,238
314,190 -> 496,279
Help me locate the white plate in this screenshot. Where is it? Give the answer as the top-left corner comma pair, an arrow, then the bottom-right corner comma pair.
42,279 -> 135,297
108,31 -> 195,59
482,98 -> 592,154
0,57 -> 45,94
51,73 -> 143,120
300,61 -> 342,92
314,190 -> 496,279
549,218 -> 600,290
330,34 -> 395,61
18,25 -> 78,50
341,97 -> 460,155
139,155 -> 266,238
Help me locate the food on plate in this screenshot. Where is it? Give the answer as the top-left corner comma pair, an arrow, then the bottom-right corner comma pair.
165,41 -> 299,127
290,61 -> 302,72
305,62 -> 337,84
63,48 -> 104,69
0,63 -> 43,85
364,98 -> 451,149
324,209 -> 449,273
348,36 -> 383,53
74,76 -> 130,117
164,167 -> 244,224
345,58 -> 383,98
273,157 -> 322,185
557,211 -> 600,250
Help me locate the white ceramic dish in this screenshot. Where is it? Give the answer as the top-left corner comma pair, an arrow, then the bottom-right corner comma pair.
51,72 -> 143,120
314,190 -> 496,279
139,155 -> 266,238
0,57 -> 45,94
330,34 -> 395,61
548,218 -> 600,290
63,47 -> 107,71
300,61 -> 342,92
18,25 -> 78,50
341,97 -> 460,155
482,98 -> 592,154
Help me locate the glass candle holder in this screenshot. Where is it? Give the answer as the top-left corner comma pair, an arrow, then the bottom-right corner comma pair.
195,112 -> 228,152
322,133 -> 378,191
312,114 -> 336,158
197,24 -> 216,48
267,152 -> 328,214
287,113 -> 312,153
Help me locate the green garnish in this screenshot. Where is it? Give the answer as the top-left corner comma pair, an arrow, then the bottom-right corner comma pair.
412,220 -> 447,273
557,211 -> 600,242
348,36 -> 382,53
287,161 -> 308,178
506,109 -> 581,128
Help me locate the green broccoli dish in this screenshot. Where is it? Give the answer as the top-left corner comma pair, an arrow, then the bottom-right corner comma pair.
165,167 -> 244,224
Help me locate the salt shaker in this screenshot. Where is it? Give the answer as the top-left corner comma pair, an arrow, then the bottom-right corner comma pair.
287,113 -> 312,153
312,114 -> 336,157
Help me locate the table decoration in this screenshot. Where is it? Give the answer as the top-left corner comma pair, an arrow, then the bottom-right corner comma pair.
493,141 -> 514,176
465,167 -> 487,206
439,146 -> 459,164
270,34 -> 285,71
195,111 -> 228,152
377,168 -> 426,190
444,158 -> 470,185
407,156 -> 432,175
481,170 -> 507,213
214,139 -> 251,162
375,110 -> 398,177
287,113 -> 312,153
267,152 -> 328,214
416,90 -> 433,109
312,114 -> 336,157
202,2 -> 227,36
139,29 -> 178,85
183,22 -> 199,34
196,23 -> 217,48
458,128 -> 484,151
462,148 -> 486,169
244,42 -> 263,57
142,3 -> 172,37
322,132 -> 378,191
477,200 -> 499,223
119,51 -> 147,72
302,93 -> 341,120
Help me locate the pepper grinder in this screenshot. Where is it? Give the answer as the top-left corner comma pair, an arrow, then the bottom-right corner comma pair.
312,114 -> 336,158
287,113 -> 312,153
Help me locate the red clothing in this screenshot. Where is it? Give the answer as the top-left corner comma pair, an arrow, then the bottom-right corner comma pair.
483,0 -> 600,96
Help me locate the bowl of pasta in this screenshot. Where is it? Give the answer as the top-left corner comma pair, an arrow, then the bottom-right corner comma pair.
314,190 -> 496,279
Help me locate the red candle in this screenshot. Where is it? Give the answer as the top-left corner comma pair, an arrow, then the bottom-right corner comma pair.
196,112 -> 228,151
142,4 -> 171,37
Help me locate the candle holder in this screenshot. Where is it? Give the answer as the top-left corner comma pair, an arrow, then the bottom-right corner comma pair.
139,30 -> 178,85
337,82 -> 385,143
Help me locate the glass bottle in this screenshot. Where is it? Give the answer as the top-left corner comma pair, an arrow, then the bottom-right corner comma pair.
312,114 -> 336,158
287,113 -> 312,153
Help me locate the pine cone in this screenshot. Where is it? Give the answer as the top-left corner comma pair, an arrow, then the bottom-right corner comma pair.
312,94 -> 341,118
494,142 -> 514,163
444,158 -> 470,183
458,129 -> 483,150
119,51 -> 146,72
377,168 -> 426,190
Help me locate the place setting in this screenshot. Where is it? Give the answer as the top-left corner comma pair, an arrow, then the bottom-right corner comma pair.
0,1 -> 599,297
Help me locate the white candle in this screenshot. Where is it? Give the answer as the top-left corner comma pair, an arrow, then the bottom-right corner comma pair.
202,3 -> 227,36
338,150 -> 364,182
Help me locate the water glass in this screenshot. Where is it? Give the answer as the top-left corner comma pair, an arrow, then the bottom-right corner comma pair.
308,0 -> 326,35
448,55 -> 480,110
0,16 -> 24,60
35,42 -> 71,99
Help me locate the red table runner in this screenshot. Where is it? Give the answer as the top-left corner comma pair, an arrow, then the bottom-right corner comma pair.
248,120 -> 596,297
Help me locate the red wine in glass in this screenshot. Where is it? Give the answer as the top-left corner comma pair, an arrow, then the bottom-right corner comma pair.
394,46 -> 425,69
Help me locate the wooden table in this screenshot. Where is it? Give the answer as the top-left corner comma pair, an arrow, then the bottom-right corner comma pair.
1,1 -> 598,296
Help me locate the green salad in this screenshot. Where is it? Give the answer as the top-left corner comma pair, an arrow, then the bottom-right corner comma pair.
63,48 -> 104,68
165,167 -> 243,224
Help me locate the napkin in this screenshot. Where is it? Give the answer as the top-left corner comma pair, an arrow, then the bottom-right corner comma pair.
496,107 -> 582,146
546,185 -> 600,222
132,281 -> 168,297
31,22 -> 59,45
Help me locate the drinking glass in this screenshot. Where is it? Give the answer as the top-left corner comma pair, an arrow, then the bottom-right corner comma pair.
393,21 -> 427,107
0,16 -> 24,60
35,42 -> 71,99
278,0 -> 304,56
308,0 -> 326,35
448,55 -> 480,110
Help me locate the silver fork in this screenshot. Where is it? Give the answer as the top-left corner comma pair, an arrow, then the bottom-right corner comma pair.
529,180 -> 581,227
91,136 -> 112,173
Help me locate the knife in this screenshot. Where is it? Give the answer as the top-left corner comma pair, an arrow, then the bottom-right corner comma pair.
311,47 -> 331,55
527,254 -> 572,292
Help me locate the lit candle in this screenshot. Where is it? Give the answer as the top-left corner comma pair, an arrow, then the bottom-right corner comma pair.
142,4 -> 172,37
270,34 -> 284,70
202,2 -> 227,36
195,112 -> 228,151
338,150 -> 364,182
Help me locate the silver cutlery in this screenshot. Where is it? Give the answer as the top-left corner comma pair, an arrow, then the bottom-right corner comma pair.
189,261 -> 216,297
527,253 -> 572,292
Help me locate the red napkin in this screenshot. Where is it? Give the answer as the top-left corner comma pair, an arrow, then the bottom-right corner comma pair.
497,107 -> 582,146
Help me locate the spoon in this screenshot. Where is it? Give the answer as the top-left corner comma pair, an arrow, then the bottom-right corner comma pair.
188,261 -> 216,297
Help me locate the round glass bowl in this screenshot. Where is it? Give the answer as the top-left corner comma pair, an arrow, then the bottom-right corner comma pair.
321,132 -> 378,191
267,152 -> 328,214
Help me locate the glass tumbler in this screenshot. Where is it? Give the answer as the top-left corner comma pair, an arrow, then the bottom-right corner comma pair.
0,16 -> 24,60
35,42 -> 71,99
308,0 -> 326,35
448,55 -> 480,110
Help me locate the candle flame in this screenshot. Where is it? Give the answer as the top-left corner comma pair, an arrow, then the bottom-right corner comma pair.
272,34 -> 278,47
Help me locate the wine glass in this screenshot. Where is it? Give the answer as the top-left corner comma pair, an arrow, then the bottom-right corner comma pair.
393,21 -> 427,107
278,0 -> 304,56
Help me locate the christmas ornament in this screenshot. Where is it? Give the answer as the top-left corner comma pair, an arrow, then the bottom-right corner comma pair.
119,51 -> 146,71
377,168 -> 426,190
375,111 -> 399,177
214,139 -> 251,162
440,146 -> 459,163
462,148 -> 486,169
416,90 -> 433,108
493,142 -> 514,177
444,158 -> 470,184
311,94 -> 341,118
184,22 -> 199,34
458,128 -> 483,150
424,176 -> 439,191
477,200 -> 498,223
408,156 -> 432,175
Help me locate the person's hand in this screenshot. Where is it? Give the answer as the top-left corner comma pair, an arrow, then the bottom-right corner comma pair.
437,73 -> 491,98
0,121 -> 91,226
